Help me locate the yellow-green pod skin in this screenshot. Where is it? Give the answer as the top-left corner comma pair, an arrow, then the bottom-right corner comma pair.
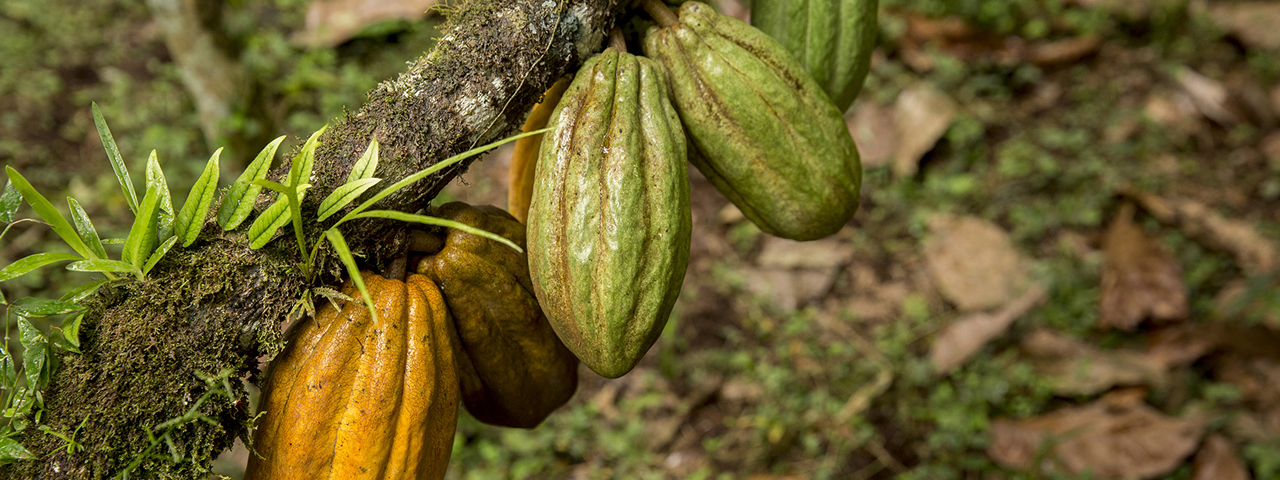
751,0 -> 879,111
644,2 -> 861,241
528,48 -> 691,379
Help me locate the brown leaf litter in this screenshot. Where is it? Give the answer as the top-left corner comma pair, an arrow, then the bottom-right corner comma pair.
923,215 -> 1034,312
1099,202 -> 1188,330
929,285 -> 1046,375
988,389 -> 1205,479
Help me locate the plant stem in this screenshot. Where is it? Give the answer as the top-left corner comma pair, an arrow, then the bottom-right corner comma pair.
608,27 -> 627,52
641,0 -> 677,28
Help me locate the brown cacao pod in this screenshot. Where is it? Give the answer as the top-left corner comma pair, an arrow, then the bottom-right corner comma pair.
418,202 -> 578,428
643,1 -> 862,241
509,78 -> 571,224
245,273 -> 458,480
528,47 -> 691,379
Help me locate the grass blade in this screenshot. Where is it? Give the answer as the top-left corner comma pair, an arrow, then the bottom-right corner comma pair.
58,279 -> 109,303
122,172 -> 164,269
145,151 -> 174,240
5,166 -> 93,259
350,210 -> 522,253
143,236 -> 178,276
0,253 -> 82,283
68,198 -> 108,260
218,135 -> 284,230
323,229 -> 376,323
348,138 -> 379,182
66,259 -> 138,276
288,126 -> 327,188
247,196 -> 291,249
338,128 -> 548,226
174,148 -> 222,247
317,178 -> 380,222
92,102 -> 138,214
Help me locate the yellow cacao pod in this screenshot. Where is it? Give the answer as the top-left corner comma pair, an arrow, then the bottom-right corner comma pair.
245,273 -> 458,480
418,202 -> 578,428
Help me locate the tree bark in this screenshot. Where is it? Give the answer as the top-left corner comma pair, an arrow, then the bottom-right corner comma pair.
4,1 -> 622,478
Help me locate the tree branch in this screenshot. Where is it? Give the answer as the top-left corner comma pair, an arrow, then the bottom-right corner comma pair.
4,1 -> 622,478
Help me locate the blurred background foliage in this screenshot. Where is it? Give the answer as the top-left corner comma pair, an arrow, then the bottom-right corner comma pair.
3,0 -> 1280,478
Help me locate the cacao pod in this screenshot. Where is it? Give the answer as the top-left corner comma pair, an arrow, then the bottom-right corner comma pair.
509,78 -> 571,224
750,0 -> 879,111
643,1 -> 862,241
418,202 -> 578,428
245,273 -> 458,480
528,47 -> 691,379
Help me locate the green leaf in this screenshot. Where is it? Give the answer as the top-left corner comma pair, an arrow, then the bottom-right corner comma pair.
247,196 -> 291,249
61,314 -> 83,352
0,437 -> 35,464
247,179 -> 289,195
142,236 -> 178,276
317,178 -> 380,222
145,151 -> 174,240
68,198 -> 108,260
0,253 -> 81,283
5,167 -> 94,259
348,138 -> 379,182
338,128 -> 547,226
59,279 -> 109,303
1,180 -> 20,224
92,102 -> 138,214
352,210 -> 523,253
122,169 -> 165,269
288,126 -> 327,188
174,148 -> 221,247
324,229 -> 377,324
67,259 -> 138,276
9,298 -> 84,318
218,135 -> 284,230
17,318 -> 48,388
1,343 -> 16,389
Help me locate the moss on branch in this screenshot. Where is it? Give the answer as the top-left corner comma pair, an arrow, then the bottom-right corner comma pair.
3,0 -> 622,478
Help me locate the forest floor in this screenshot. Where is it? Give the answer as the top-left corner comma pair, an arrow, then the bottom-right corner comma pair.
3,0 -> 1280,479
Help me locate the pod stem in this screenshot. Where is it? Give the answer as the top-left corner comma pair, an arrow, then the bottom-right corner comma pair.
641,0 -> 678,28
608,27 -> 628,52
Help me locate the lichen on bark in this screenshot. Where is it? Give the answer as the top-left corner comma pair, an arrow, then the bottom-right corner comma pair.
1,0 -> 622,478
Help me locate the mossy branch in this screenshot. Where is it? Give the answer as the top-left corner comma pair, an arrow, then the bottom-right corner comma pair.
3,1 -> 622,478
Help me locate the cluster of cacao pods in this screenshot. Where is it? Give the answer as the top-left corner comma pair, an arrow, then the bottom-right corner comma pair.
247,203 -> 579,478
247,1 -> 875,476
515,0 -> 874,379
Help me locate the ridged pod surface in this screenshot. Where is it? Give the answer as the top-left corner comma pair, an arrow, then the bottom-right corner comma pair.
750,0 -> 879,111
643,1 -> 862,241
245,273 -> 458,480
508,79 -> 571,224
418,202 -> 578,428
528,48 -> 691,379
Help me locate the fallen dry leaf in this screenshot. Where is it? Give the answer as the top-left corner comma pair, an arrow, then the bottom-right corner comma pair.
740,236 -> 856,310
294,0 -> 439,48
988,391 -> 1204,479
929,285 -> 1046,374
1205,2 -> 1280,51
893,82 -> 957,177
847,102 -> 898,168
1021,328 -> 1167,395
1192,434 -> 1251,480
1025,35 -> 1101,66
1175,67 -> 1237,125
1099,202 -> 1188,330
923,215 -> 1033,312
1127,191 -> 1278,275
1214,279 -> 1280,329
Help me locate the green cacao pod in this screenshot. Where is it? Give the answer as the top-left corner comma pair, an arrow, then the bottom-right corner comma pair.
643,1 -> 862,241
528,47 -> 691,379
246,273 -> 458,480
750,0 -> 879,111
417,202 -> 579,428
